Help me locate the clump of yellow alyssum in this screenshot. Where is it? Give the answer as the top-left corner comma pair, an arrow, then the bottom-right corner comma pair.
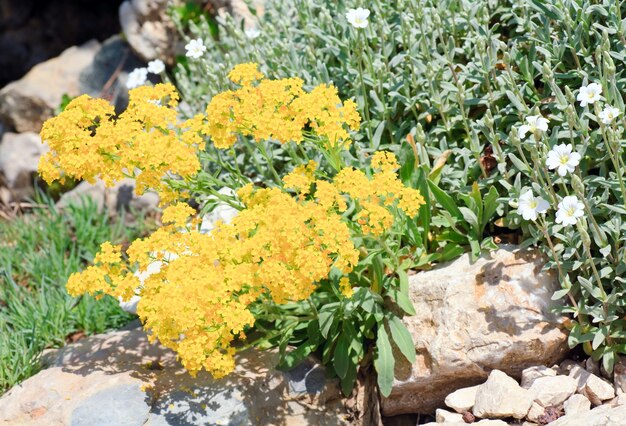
202,63 -> 360,148
66,152 -> 424,379
38,83 -> 201,197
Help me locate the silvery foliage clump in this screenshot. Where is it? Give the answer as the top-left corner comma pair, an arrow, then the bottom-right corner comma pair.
171,0 -> 626,370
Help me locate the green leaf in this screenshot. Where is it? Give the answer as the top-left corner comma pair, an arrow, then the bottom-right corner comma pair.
340,360 -> 358,396
428,179 -> 463,221
592,325 -> 609,351
319,308 -> 336,339
508,153 -> 531,174
334,330 -> 351,379
603,349 -> 616,374
481,186 -> 500,230
440,243 -> 465,262
388,288 -> 416,315
459,207 -> 479,231
374,326 -> 395,398
388,316 -> 416,364
277,340 -> 317,370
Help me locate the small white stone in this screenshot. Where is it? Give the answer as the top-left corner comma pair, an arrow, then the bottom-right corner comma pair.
526,402 -> 545,423
473,370 -> 533,419
563,394 -> 591,415
569,365 -> 615,405
521,365 -> 558,389
435,408 -> 464,423
528,375 -> 577,407
444,385 -> 480,413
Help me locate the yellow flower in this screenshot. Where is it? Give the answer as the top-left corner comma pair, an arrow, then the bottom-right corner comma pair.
161,203 -> 196,228
339,277 -> 353,298
227,63 -> 265,86
38,84 -> 200,200
204,63 -> 360,148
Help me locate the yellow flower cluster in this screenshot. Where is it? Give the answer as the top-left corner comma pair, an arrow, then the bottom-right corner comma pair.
67,152 -> 423,378
38,84 -> 201,197
284,152 -> 426,236
67,182 -> 359,377
202,63 -> 360,148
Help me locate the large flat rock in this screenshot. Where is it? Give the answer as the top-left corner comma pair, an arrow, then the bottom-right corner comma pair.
0,324 -> 349,425
383,245 -> 568,415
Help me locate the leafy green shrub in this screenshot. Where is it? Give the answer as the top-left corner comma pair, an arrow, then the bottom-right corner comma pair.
171,0 -> 626,371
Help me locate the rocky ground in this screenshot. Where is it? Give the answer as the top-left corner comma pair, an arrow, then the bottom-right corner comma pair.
3,246 -> 624,425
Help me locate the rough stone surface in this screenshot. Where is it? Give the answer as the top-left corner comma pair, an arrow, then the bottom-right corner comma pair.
547,404 -> 626,425
211,0 -> 266,28
521,365 -> 558,389
526,402 -> 545,423
56,178 -> 159,217
444,385 -> 480,413
472,370 -> 533,419
79,35 -> 147,113
382,246 -> 568,415
0,325 -> 349,425
528,375 -> 577,407
119,0 -> 177,63
435,409 -> 463,423
0,132 -> 47,201
0,40 -> 99,132
563,394 -> 591,415
569,365 -> 615,405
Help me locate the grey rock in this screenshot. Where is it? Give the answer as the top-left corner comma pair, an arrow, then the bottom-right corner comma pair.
0,40 -> 99,132
119,0 -> 176,63
526,402 -> 545,423
528,375 -> 577,407
444,385 -> 480,413
78,35 -> 147,113
56,178 -> 159,217
472,370 -> 533,419
382,246 -> 568,415
569,365 -> 615,406
0,326 -> 349,426
0,132 -> 47,201
71,383 -> 150,426
547,404 -> 626,426
563,394 -> 591,415
521,365 -> 558,389
435,408 -> 464,423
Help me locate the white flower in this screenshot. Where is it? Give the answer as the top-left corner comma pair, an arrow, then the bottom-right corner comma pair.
598,105 -> 620,125
147,59 -> 165,74
245,27 -> 261,39
518,115 -> 550,139
126,67 -> 148,89
546,143 -> 581,176
185,38 -> 206,59
517,191 -> 550,221
577,83 -> 602,107
346,7 -> 370,28
555,195 -> 584,226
